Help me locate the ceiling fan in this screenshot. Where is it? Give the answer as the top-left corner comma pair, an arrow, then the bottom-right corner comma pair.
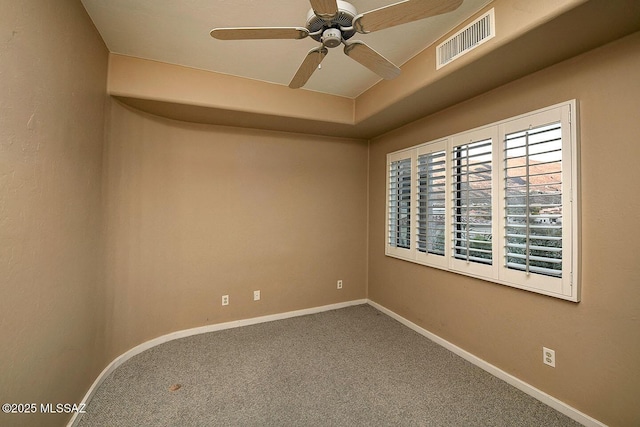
210,0 -> 463,89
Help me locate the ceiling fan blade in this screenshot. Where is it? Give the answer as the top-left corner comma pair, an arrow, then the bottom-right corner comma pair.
353,0 -> 463,33
309,0 -> 339,19
289,46 -> 328,89
210,27 -> 309,40
343,41 -> 400,80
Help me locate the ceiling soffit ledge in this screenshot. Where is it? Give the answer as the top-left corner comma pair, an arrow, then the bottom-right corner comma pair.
107,0 -> 640,139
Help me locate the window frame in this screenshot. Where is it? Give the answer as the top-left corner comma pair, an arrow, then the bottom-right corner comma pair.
384,100 -> 580,302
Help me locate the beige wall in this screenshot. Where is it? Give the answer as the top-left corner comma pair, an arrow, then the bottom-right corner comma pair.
102,101 -> 368,360
368,32 -> 640,426
2,1 -> 638,426
0,1 -> 108,426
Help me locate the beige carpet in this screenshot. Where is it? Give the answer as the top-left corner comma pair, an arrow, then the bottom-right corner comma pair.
78,304 -> 581,426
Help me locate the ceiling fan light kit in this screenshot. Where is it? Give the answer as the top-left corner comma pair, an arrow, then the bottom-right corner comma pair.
210,0 -> 463,89
321,28 -> 343,48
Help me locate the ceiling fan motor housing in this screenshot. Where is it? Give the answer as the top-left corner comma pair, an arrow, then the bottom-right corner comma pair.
306,1 -> 357,43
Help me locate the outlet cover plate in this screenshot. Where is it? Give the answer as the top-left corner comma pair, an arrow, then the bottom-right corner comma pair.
543,347 -> 556,367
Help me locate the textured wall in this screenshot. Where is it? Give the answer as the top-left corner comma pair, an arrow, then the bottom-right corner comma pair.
368,32 -> 640,427
0,1 -> 108,426
102,101 -> 368,360
2,2 -> 637,426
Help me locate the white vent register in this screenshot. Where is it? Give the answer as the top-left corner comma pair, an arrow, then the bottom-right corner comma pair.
437,9 -> 495,69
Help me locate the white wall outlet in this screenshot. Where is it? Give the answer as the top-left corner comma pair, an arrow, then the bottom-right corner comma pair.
253,290 -> 261,301
337,280 -> 343,290
543,347 -> 556,367
221,295 -> 229,306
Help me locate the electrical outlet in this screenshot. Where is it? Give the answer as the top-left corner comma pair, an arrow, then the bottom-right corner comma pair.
221,295 -> 229,306
253,290 -> 261,301
337,280 -> 343,290
543,347 -> 556,367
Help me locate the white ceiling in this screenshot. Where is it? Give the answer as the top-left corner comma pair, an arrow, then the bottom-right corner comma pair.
81,0 -> 491,98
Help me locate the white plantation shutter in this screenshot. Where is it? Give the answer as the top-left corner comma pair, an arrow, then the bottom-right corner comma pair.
449,126 -> 499,280
387,154 -> 413,256
503,122 -> 563,277
416,141 -> 449,268
498,104 -> 576,298
385,101 -> 578,301
452,138 -> 493,264
417,152 -> 446,255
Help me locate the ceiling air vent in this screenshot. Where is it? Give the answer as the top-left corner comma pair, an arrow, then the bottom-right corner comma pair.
436,8 -> 495,70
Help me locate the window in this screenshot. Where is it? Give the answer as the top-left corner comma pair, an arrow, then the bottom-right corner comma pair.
387,153 -> 413,257
385,101 -> 579,301
417,151 -> 446,256
503,123 -> 563,278
450,127 -> 498,280
415,141 -> 448,268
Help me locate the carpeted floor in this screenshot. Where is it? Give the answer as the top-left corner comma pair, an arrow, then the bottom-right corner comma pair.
77,305 -> 582,426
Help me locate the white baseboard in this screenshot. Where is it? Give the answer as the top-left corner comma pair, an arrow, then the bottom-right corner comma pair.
67,299 -> 367,426
366,300 -> 606,427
